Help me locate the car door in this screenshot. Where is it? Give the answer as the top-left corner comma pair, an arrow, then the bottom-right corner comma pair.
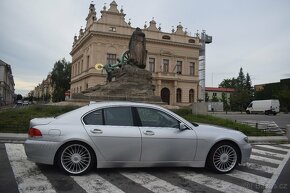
136,107 -> 197,162
83,106 -> 141,162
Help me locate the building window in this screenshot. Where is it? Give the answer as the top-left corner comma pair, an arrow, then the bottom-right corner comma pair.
78,62 -> 80,74
190,62 -> 195,76
176,88 -> 182,103
81,60 -> 83,72
107,53 -> 117,64
86,56 -> 89,69
213,92 -> 217,97
149,58 -> 155,72
189,89 -> 194,103
163,59 -> 169,73
176,61 -> 182,74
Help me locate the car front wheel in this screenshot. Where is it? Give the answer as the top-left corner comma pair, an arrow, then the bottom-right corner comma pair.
57,142 -> 95,175
207,142 -> 239,173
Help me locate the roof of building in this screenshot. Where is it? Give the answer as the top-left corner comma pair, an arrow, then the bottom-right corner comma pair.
205,87 -> 235,92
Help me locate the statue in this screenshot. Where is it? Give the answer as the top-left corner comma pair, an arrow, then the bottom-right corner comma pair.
96,27 -> 147,82
128,27 -> 147,69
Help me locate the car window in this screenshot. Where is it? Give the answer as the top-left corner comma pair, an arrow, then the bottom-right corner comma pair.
104,107 -> 133,126
137,107 -> 179,128
83,109 -> 103,125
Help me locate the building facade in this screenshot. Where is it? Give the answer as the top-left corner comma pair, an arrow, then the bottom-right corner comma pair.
70,1 -> 201,106
205,87 -> 234,103
30,74 -> 53,102
0,59 -> 15,105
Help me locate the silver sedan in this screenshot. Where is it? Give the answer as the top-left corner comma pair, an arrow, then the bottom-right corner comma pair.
24,101 -> 252,175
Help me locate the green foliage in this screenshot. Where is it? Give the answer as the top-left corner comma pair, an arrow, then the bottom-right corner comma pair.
0,105 -> 77,133
174,109 -> 275,136
51,58 -> 71,102
16,94 -> 23,101
219,67 -> 254,111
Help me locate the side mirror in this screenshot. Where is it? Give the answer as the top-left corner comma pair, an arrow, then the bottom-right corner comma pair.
179,122 -> 188,131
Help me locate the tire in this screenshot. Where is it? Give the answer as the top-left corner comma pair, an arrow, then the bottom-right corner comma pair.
207,142 -> 239,174
57,142 -> 96,175
246,110 -> 250,114
265,111 -> 269,115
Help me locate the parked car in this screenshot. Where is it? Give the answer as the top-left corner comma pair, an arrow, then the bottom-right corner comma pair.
24,101 -> 252,175
23,100 -> 29,105
246,99 -> 280,115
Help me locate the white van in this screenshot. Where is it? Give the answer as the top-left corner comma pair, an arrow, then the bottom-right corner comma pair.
246,100 -> 280,115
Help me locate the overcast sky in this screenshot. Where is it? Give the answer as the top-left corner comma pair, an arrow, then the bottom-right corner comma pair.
1,0 -> 290,96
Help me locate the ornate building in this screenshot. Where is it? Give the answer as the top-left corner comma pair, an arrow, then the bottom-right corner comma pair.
70,1 -> 201,106
0,59 -> 15,105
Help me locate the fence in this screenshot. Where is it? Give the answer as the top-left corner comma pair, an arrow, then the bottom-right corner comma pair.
238,120 -> 285,135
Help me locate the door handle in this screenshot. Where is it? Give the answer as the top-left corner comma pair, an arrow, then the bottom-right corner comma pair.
90,129 -> 103,134
143,130 -> 155,136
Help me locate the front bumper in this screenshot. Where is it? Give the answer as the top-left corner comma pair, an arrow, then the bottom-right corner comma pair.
24,139 -> 60,165
240,143 -> 252,164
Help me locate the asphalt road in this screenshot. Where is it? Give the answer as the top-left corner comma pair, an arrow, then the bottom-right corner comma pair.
211,112 -> 290,129
1,143 -> 290,193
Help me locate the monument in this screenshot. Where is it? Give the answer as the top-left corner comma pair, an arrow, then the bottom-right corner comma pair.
73,28 -> 161,102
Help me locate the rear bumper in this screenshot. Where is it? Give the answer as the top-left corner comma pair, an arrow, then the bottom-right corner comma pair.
24,139 -> 60,165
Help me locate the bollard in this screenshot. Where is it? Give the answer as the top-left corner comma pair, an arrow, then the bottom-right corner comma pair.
287,125 -> 290,143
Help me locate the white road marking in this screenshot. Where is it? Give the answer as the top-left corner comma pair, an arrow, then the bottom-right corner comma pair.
72,173 -> 125,193
255,145 -> 289,152
250,155 -> 282,165
240,163 -> 276,174
279,144 -> 290,148
251,149 -> 285,159
5,143 -> 56,193
264,146 -> 290,193
121,172 -> 190,193
176,171 -> 257,193
227,170 -> 269,186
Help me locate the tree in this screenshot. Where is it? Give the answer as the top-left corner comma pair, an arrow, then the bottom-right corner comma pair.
219,67 -> 253,111
219,78 -> 237,88
221,92 -> 230,111
16,94 -> 23,101
237,67 -> 246,89
51,58 -> 71,102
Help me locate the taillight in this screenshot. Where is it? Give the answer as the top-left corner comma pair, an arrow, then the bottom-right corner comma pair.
28,128 -> 42,137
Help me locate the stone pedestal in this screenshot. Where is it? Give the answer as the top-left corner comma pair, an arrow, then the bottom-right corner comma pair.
73,65 -> 161,103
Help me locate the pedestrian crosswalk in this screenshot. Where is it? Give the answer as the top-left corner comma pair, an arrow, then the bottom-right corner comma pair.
1,143 -> 290,193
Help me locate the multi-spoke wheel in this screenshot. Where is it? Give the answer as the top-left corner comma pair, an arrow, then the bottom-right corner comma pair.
207,142 -> 239,173
57,142 -> 95,175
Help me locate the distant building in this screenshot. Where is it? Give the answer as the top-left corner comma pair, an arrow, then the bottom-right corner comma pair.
0,59 -> 15,105
31,74 -> 53,102
254,78 -> 290,92
70,1 -> 202,106
205,87 -> 234,103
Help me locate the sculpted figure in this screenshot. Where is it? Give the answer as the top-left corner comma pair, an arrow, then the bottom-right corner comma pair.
128,27 -> 147,69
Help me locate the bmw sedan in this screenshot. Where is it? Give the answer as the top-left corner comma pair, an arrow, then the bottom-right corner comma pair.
24,101 -> 252,175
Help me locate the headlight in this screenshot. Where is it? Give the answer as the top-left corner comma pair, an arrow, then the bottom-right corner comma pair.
244,137 -> 249,143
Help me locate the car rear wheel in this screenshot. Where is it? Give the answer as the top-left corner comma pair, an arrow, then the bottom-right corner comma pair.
57,142 -> 95,175
207,142 -> 239,173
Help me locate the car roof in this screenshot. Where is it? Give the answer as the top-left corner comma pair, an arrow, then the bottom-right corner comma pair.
87,101 -> 161,109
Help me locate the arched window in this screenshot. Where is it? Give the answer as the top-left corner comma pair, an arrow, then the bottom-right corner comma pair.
188,39 -> 195,43
162,35 -> 171,40
189,89 -> 194,103
176,88 -> 182,103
